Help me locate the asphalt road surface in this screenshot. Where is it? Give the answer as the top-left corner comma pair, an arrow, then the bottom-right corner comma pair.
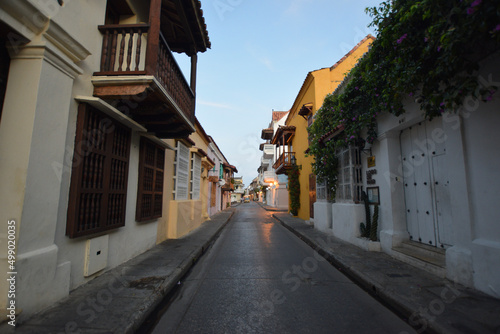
147,202 -> 416,334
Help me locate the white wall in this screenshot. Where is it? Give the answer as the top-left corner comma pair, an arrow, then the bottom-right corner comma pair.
0,0 -> 161,319
461,53 -> 500,297
371,52 -> 500,297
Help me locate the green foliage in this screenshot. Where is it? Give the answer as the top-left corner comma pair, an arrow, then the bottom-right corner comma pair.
260,185 -> 267,197
308,0 -> 500,189
287,166 -> 301,216
370,205 -> 379,242
360,191 -> 372,238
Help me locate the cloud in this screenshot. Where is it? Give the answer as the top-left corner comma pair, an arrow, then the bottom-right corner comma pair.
245,43 -> 275,72
284,0 -> 313,16
198,100 -> 234,110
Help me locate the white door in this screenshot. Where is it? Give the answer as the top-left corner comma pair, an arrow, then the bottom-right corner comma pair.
401,122 -> 436,246
426,119 -> 453,247
400,119 -> 451,248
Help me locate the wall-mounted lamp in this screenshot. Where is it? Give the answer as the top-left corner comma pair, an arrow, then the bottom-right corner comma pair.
355,138 -> 372,156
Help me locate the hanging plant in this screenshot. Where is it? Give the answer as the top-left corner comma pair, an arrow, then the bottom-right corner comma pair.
260,185 -> 267,198
308,0 -> 500,190
287,166 -> 301,216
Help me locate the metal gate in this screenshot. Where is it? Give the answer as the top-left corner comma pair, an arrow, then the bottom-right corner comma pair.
400,119 -> 453,248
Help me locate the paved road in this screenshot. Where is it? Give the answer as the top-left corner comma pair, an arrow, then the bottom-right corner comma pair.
148,202 -> 415,333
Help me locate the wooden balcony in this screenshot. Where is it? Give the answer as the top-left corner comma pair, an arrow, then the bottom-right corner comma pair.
273,152 -> 296,175
222,179 -> 235,191
92,24 -> 196,138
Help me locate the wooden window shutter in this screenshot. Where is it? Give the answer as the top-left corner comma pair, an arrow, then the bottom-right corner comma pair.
191,153 -> 201,200
174,141 -> 189,200
211,182 -> 217,207
136,137 -> 165,221
66,104 -> 131,238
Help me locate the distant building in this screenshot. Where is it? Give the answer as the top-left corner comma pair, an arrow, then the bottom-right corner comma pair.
258,111 -> 290,210
277,35 -> 374,222
231,177 -> 245,203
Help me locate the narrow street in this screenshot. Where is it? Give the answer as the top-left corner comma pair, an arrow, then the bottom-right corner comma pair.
146,202 -> 415,333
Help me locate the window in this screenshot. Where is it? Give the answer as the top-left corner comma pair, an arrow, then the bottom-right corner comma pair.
307,114 -> 314,145
173,141 -> 190,200
0,29 -> 11,123
210,181 -> 217,207
307,114 -> 313,127
336,145 -> 362,203
316,180 -> 332,202
67,104 -> 131,238
136,137 -> 165,221
190,153 -> 201,200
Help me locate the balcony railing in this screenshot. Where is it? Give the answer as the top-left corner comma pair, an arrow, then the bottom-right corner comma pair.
222,178 -> 234,191
261,156 -> 271,167
156,32 -> 195,122
98,24 -> 149,74
262,144 -> 275,160
273,152 -> 296,174
95,24 -> 195,126
263,171 -> 277,184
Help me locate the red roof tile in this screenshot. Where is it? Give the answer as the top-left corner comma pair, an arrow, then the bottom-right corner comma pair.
272,111 -> 288,122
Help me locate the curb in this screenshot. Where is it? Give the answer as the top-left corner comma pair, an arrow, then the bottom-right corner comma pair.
256,201 -> 288,212
11,210 -> 235,334
125,209 -> 235,333
271,213 -> 436,334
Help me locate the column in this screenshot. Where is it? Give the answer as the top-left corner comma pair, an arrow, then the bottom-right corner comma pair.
0,39 -> 82,318
376,131 -> 409,252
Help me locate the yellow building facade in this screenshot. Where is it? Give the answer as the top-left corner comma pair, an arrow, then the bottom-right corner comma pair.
284,35 -> 375,221
157,119 -> 215,242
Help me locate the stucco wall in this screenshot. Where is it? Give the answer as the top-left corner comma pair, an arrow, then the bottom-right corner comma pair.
0,0 -> 166,319
462,53 -> 500,297
331,203 -> 365,243
168,200 -> 203,239
368,52 -> 500,297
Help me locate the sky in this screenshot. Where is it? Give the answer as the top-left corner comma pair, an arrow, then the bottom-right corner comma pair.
174,0 -> 382,187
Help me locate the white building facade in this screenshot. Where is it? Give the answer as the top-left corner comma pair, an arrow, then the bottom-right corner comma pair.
258,111 -> 289,210
315,52 -> 500,298
0,0 -> 210,320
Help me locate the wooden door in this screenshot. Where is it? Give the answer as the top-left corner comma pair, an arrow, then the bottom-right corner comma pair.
309,174 -> 316,219
401,122 -> 436,246
400,118 -> 451,247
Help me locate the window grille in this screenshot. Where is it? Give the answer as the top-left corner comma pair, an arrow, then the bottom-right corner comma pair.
316,180 -> 332,202
66,104 -> 131,238
336,145 -> 362,203
136,137 -> 165,221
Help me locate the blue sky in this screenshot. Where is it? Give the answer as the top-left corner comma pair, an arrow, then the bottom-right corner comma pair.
175,0 -> 382,186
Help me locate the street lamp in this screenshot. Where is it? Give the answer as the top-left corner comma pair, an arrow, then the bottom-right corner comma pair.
291,155 -> 296,166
